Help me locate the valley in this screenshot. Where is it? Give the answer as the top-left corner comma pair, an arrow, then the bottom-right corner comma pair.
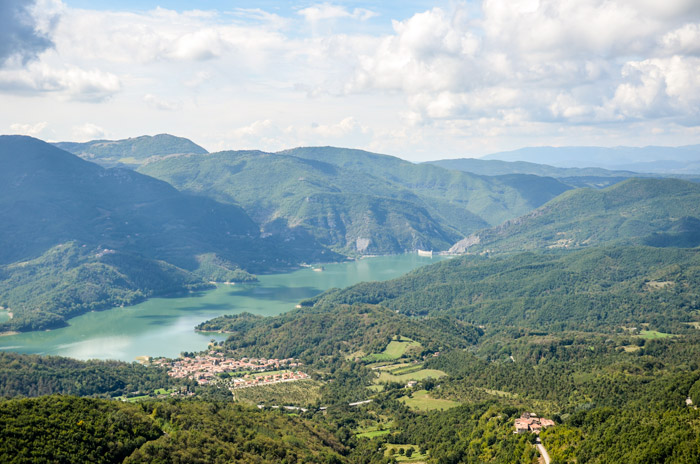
2,134 -> 700,464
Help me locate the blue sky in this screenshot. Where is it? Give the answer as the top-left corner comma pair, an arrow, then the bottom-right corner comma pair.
1,0 -> 699,160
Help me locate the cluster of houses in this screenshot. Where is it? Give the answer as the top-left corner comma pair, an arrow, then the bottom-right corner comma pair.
226,371 -> 310,389
154,354 -> 302,385
514,412 -> 556,434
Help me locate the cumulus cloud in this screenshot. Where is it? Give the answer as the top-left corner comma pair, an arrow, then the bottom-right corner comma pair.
71,123 -> 107,141
8,121 -> 48,137
0,0 -> 55,66
298,3 -> 378,23
0,62 -> 121,101
342,1 -> 700,132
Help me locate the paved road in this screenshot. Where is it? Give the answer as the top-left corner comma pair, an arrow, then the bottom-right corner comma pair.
536,438 -> 551,464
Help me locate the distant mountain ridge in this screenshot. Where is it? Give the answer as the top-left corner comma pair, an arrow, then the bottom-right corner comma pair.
482,145 -> 700,173
54,134 -> 207,168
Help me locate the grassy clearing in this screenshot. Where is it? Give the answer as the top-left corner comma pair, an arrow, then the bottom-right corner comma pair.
400,390 -> 461,411
384,444 -> 429,462
363,337 -> 422,362
375,369 -> 447,384
154,388 -> 176,395
639,330 -> 674,339
233,379 -> 321,407
357,429 -> 392,438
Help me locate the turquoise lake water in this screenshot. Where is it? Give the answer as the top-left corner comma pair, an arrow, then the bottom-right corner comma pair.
0,254 -> 445,362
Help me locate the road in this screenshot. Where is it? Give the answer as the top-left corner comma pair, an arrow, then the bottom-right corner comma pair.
536,437 -> 551,464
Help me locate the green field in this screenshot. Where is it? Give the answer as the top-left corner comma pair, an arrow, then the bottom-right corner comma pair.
357,429 -> 391,438
375,369 -> 447,384
385,444 -> 429,462
639,330 -> 674,339
400,390 -> 461,411
363,337 -> 423,362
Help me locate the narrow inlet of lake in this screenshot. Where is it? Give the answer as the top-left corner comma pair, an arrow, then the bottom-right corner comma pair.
0,254 -> 446,362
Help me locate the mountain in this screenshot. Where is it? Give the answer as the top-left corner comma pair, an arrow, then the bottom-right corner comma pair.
450,177 -> 700,254
277,147 -> 573,228
54,134 -> 207,168
0,136 -> 313,332
139,150 -> 465,255
482,144 -> 700,173
427,157 -> 641,188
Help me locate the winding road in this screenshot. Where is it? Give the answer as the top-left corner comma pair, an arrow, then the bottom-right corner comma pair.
536,437 -> 551,464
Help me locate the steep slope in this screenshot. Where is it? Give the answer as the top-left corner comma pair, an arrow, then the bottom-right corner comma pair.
450,177 -> 700,254
0,136 -> 310,331
54,134 -> 207,168
139,150 -> 460,255
277,146 -> 572,227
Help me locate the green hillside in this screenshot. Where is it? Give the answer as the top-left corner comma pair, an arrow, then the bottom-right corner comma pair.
451,177 -> 700,253
54,134 -> 207,168
197,304 -> 482,363
140,147 -> 572,255
278,146 -> 573,227
139,150 -> 461,255
0,136 -> 314,332
308,246 -> 700,332
0,396 -> 346,464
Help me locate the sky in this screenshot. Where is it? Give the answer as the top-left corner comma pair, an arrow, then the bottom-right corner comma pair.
1,0 -> 700,161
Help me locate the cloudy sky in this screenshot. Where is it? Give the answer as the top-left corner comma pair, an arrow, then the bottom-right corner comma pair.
1,0 -> 700,161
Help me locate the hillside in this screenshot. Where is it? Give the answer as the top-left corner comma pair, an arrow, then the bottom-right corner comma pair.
278,146 -> 573,227
139,150 -> 464,255
450,177 -> 700,254
0,136 -> 313,332
54,134 -> 207,168
0,396 -> 347,464
308,246 -> 700,332
428,158 -> 639,188
198,304 -> 482,363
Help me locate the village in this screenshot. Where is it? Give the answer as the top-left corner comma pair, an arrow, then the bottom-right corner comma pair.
153,353 -> 309,388
514,412 -> 556,434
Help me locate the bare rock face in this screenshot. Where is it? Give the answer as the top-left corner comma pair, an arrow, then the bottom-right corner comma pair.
356,237 -> 370,252
449,235 -> 480,253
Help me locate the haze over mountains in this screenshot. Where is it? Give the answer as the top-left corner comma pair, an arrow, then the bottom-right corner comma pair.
481,145 -> 700,174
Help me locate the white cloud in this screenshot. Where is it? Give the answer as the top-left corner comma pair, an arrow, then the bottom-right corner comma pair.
144,93 -> 182,111
71,122 -> 106,141
9,121 -> 47,136
298,3 -> 378,23
0,62 -> 121,101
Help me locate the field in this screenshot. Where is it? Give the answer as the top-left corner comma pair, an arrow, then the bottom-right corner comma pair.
233,379 -> 321,407
375,369 -> 446,384
639,330 -> 674,339
384,444 -> 429,462
363,336 -> 422,362
356,429 -> 392,438
400,390 -> 461,411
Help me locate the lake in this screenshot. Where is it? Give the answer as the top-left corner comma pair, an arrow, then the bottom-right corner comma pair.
0,254 -> 445,362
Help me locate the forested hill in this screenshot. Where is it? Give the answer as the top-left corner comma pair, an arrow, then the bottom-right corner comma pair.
451,177 -> 700,253
0,136 -> 319,332
197,304 -> 482,363
54,133 -> 207,168
277,146 -> 572,228
308,246 -> 700,333
139,150 -> 462,255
